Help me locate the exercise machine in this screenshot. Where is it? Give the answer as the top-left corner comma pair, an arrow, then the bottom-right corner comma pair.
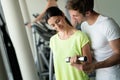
31,21 -> 56,80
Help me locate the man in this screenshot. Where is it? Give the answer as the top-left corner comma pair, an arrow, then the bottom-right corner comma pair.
66,0 -> 120,80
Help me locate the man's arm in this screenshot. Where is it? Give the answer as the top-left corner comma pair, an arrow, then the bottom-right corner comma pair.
95,38 -> 120,69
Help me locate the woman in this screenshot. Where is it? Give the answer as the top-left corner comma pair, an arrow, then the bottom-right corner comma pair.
44,7 -> 92,80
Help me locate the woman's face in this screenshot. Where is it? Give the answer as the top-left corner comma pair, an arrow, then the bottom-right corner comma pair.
47,16 -> 65,32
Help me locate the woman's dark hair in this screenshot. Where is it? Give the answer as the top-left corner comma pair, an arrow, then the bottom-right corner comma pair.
66,0 -> 94,16
44,7 -> 72,26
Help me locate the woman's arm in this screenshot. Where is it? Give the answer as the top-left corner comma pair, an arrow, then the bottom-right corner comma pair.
82,43 -> 92,64
70,43 -> 92,70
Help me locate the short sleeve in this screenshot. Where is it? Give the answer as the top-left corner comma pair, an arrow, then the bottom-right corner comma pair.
104,18 -> 120,41
80,32 -> 89,47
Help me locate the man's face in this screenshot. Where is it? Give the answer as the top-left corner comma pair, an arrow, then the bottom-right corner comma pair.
68,10 -> 84,24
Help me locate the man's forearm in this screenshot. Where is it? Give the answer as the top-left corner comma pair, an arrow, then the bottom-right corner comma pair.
94,53 -> 120,69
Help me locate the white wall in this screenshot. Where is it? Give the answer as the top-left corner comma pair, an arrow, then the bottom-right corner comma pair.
26,0 -> 120,26
26,0 -> 67,21
26,0 -> 47,21
94,0 -> 120,25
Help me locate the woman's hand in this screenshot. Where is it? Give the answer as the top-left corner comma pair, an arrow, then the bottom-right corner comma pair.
70,55 -> 85,70
70,55 -> 96,73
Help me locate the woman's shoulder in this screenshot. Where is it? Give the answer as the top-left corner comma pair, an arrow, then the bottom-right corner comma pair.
75,30 -> 86,35
74,30 -> 88,39
50,33 -> 58,40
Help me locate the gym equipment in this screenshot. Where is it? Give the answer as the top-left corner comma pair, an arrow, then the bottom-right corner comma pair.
65,56 -> 87,63
31,21 -> 56,80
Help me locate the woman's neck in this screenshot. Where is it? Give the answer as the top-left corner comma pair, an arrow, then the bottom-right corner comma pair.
58,26 -> 76,40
